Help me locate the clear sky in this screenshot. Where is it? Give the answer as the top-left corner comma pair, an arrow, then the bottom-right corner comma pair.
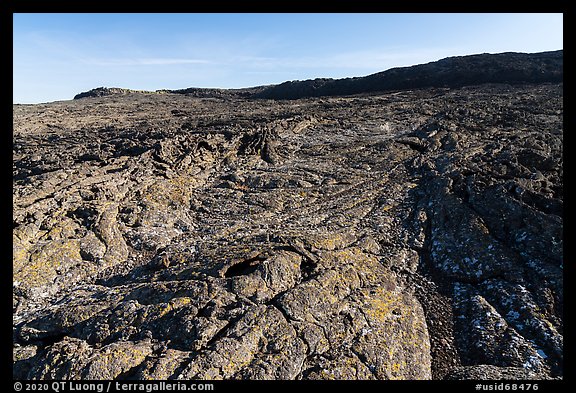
13,13 -> 563,104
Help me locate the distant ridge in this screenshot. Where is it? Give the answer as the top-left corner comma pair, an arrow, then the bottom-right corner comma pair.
73,86 -> 269,100
162,86 -> 270,99
253,50 -> 563,99
73,87 -> 158,99
74,50 -> 562,101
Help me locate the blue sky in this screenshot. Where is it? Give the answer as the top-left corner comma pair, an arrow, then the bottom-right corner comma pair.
13,13 -> 563,104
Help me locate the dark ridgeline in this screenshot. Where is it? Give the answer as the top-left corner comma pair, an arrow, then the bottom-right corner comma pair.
253,50 -> 563,99
74,50 -> 563,101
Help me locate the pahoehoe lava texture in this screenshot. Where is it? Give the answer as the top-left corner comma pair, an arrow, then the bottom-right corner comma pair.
13,54 -> 562,380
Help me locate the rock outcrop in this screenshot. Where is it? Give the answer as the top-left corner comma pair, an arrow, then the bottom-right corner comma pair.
13,53 -> 562,380
73,87 -> 145,100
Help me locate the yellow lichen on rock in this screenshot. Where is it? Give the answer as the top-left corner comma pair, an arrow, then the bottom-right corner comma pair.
83,341 -> 153,379
306,231 -> 357,251
14,239 -> 82,291
364,286 -> 402,322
